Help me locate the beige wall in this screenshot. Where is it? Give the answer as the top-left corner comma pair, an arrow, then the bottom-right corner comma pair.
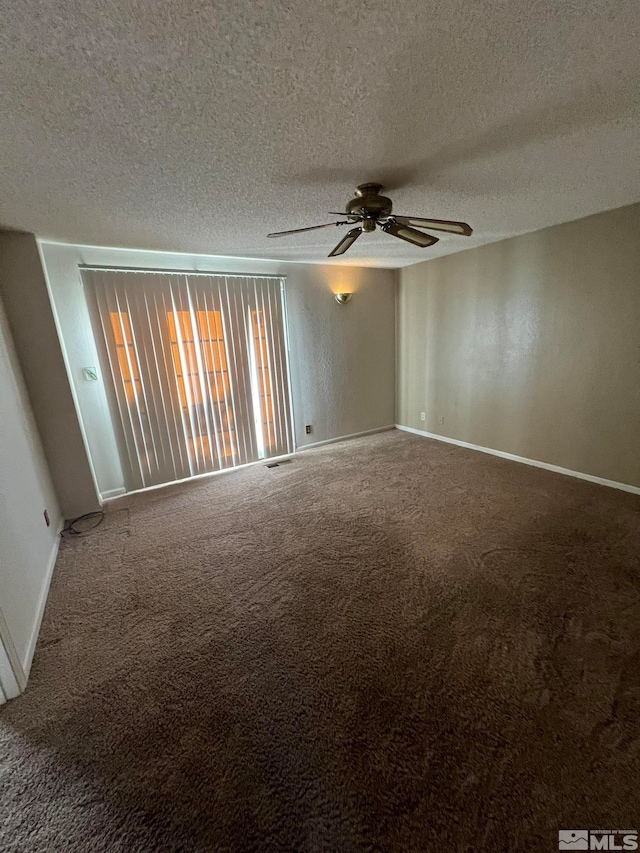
40,242 -> 396,499
284,262 -> 397,449
0,290 -> 61,686
397,203 -> 640,488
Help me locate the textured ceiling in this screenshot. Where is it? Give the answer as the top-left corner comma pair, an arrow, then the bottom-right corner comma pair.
1,1 -> 639,268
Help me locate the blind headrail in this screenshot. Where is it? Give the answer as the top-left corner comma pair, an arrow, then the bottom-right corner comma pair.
79,264 -> 285,281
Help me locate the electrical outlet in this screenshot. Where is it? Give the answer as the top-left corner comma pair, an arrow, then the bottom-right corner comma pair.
439,416 -> 445,425
43,509 -> 50,527
305,424 -> 312,434
420,412 -> 426,421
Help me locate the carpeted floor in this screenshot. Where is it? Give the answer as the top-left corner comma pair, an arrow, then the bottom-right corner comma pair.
1,430 -> 639,852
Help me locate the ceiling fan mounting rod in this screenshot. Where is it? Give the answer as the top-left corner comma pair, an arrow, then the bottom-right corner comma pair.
355,183 -> 384,197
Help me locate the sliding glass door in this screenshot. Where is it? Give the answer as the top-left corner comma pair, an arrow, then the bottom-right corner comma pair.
82,269 -> 293,492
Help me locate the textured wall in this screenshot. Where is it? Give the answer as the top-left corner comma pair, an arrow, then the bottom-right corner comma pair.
284,263 -> 396,448
397,202 -> 640,488
0,291 -> 61,674
40,243 -> 396,498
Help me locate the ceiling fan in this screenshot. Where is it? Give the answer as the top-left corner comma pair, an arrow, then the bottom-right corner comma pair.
267,183 -> 473,257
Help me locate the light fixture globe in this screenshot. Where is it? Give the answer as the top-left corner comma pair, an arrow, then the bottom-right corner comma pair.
335,292 -> 352,305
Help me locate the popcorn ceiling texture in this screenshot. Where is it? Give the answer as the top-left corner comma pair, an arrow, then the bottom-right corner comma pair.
0,0 -> 639,266
0,431 -> 639,850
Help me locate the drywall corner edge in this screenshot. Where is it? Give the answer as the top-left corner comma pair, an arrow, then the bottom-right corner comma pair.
36,239 -> 103,511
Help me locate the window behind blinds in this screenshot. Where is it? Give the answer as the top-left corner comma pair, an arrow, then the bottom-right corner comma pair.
82,269 -> 294,492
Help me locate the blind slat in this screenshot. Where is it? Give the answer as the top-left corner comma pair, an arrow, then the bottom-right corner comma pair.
83,269 -> 293,491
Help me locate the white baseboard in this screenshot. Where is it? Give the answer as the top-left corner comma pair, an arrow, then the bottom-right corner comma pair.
0,609 -> 24,699
22,529 -> 62,680
0,526 -> 61,701
0,639 -> 21,703
396,424 -> 640,496
105,426 -> 397,504
100,487 -> 126,500
298,425 -> 396,451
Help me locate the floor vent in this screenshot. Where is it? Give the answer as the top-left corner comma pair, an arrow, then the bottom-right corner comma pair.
265,459 -> 293,469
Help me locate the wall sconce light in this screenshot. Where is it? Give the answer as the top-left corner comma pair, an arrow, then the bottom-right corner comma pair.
335,292 -> 352,305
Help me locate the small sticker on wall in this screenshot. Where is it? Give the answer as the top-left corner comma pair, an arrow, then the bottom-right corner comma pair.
82,367 -> 99,381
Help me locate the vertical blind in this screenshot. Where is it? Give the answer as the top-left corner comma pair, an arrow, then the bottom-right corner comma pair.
82,269 -> 294,492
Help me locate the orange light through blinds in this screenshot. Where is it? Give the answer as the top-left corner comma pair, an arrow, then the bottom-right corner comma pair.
252,310 -> 276,451
109,311 -> 140,404
84,270 -> 293,493
166,310 -> 236,464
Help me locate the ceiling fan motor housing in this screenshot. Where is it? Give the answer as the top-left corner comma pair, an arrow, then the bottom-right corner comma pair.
346,183 -> 393,222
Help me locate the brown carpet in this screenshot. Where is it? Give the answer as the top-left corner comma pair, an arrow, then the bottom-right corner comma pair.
1,430 -> 639,852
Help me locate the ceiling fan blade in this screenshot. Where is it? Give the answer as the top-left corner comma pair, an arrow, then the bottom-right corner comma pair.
391,216 -> 473,236
381,221 -> 439,248
328,211 -> 364,219
328,227 -> 362,257
267,221 -> 348,238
